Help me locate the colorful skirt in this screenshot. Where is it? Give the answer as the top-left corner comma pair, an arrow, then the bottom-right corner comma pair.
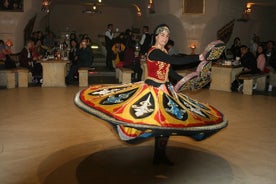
74,81 -> 227,143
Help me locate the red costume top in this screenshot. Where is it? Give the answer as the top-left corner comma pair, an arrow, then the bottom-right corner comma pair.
146,47 -> 170,83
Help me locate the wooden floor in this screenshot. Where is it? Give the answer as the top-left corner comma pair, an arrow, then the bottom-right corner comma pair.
0,84 -> 276,184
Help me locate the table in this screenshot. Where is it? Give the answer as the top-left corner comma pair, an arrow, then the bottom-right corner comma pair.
210,63 -> 243,92
39,60 -> 69,87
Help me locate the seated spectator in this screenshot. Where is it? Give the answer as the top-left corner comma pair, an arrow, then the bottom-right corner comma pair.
66,38 -> 94,85
43,32 -> 55,49
231,45 -> 260,92
256,45 -> 267,73
265,40 -> 276,92
112,38 -> 125,68
165,39 -> 178,56
230,37 -> 241,59
240,45 -> 260,74
69,39 -> 79,65
19,40 -> 42,85
123,40 -> 142,82
33,40 -> 46,61
0,39 -> 16,69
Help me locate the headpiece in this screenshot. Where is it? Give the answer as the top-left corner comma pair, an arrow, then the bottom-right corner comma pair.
155,25 -> 170,35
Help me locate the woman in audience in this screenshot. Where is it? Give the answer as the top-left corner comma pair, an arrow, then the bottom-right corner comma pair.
0,39 -> 16,69
256,45 -> 267,73
231,37 -> 241,59
111,38 -> 125,67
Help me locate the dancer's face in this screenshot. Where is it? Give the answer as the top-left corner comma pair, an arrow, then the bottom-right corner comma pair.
155,30 -> 169,48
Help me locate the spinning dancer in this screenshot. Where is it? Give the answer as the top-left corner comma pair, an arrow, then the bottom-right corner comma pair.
74,24 -> 227,165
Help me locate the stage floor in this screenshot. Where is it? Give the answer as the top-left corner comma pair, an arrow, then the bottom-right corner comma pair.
0,86 -> 276,184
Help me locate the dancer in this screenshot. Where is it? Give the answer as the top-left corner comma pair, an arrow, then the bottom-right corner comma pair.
74,24 -> 227,165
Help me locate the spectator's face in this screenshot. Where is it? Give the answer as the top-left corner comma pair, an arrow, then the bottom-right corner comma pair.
257,46 -> 263,54
71,41 -> 77,47
81,40 -> 87,48
27,42 -> 34,49
267,42 -> 273,50
240,47 -> 247,55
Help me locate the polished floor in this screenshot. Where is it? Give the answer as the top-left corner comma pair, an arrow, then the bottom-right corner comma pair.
0,79 -> 276,183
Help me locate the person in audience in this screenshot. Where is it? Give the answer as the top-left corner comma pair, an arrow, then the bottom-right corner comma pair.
37,31 -> 44,42
70,32 -> 78,42
123,40 -> 143,82
123,29 -> 133,48
33,40 -> 46,61
43,32 -> 55,49
0,39 -> 16,69
139,26 -> 151,56
240,45 -> 260,74
256,45 -> 266,73
19,40 -> 42,85
250,34 -> 260,57
105,24 -> 114,70
165,39 -> 178,56
66,38 -> 94,85
231,37 -> 241,59
265,40 -> 276,92
231,45 -> 260,92
112,38 -> 125,67
69,39 -> 79,66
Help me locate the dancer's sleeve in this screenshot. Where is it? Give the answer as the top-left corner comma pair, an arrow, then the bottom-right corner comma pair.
148,49 -> 200,65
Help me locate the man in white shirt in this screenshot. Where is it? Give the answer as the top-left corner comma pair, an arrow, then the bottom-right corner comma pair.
139,26 -> 151,56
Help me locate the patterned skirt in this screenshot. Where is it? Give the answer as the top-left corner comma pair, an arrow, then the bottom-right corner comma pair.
74,82 -> 228,143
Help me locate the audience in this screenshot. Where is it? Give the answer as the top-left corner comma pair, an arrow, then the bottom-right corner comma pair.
256,45 -> 266,73
231,37 -> 241,59
66,38 -> 94,85
0,39 -> 16,69
250,34 -> 260,57
165,39 -> 178,56
231,45 -> 260,92
19,40 -> 42,85
112,38 -> 125,67
123,40 -> 142,82
265,40 -> 276,92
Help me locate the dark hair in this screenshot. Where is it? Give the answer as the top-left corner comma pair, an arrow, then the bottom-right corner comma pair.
167,39 -> 174,46
240,45 -> 247,49
151,24 -> 170,45
143,26 -> 149,31
267,40 -> 275,46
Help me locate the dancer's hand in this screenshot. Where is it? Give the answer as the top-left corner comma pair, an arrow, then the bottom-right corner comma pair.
200,40 -> 225,61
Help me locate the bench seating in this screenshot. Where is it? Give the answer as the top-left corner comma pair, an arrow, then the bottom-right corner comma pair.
17,67 -> 29,87
118,67 -> 133,84
78,67 -> 90,87
238,73 -> 268,95
0,69 -> 16,88
269,71 -> 276,87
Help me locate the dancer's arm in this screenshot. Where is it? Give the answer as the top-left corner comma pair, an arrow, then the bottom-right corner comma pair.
148,49 -> 204,65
